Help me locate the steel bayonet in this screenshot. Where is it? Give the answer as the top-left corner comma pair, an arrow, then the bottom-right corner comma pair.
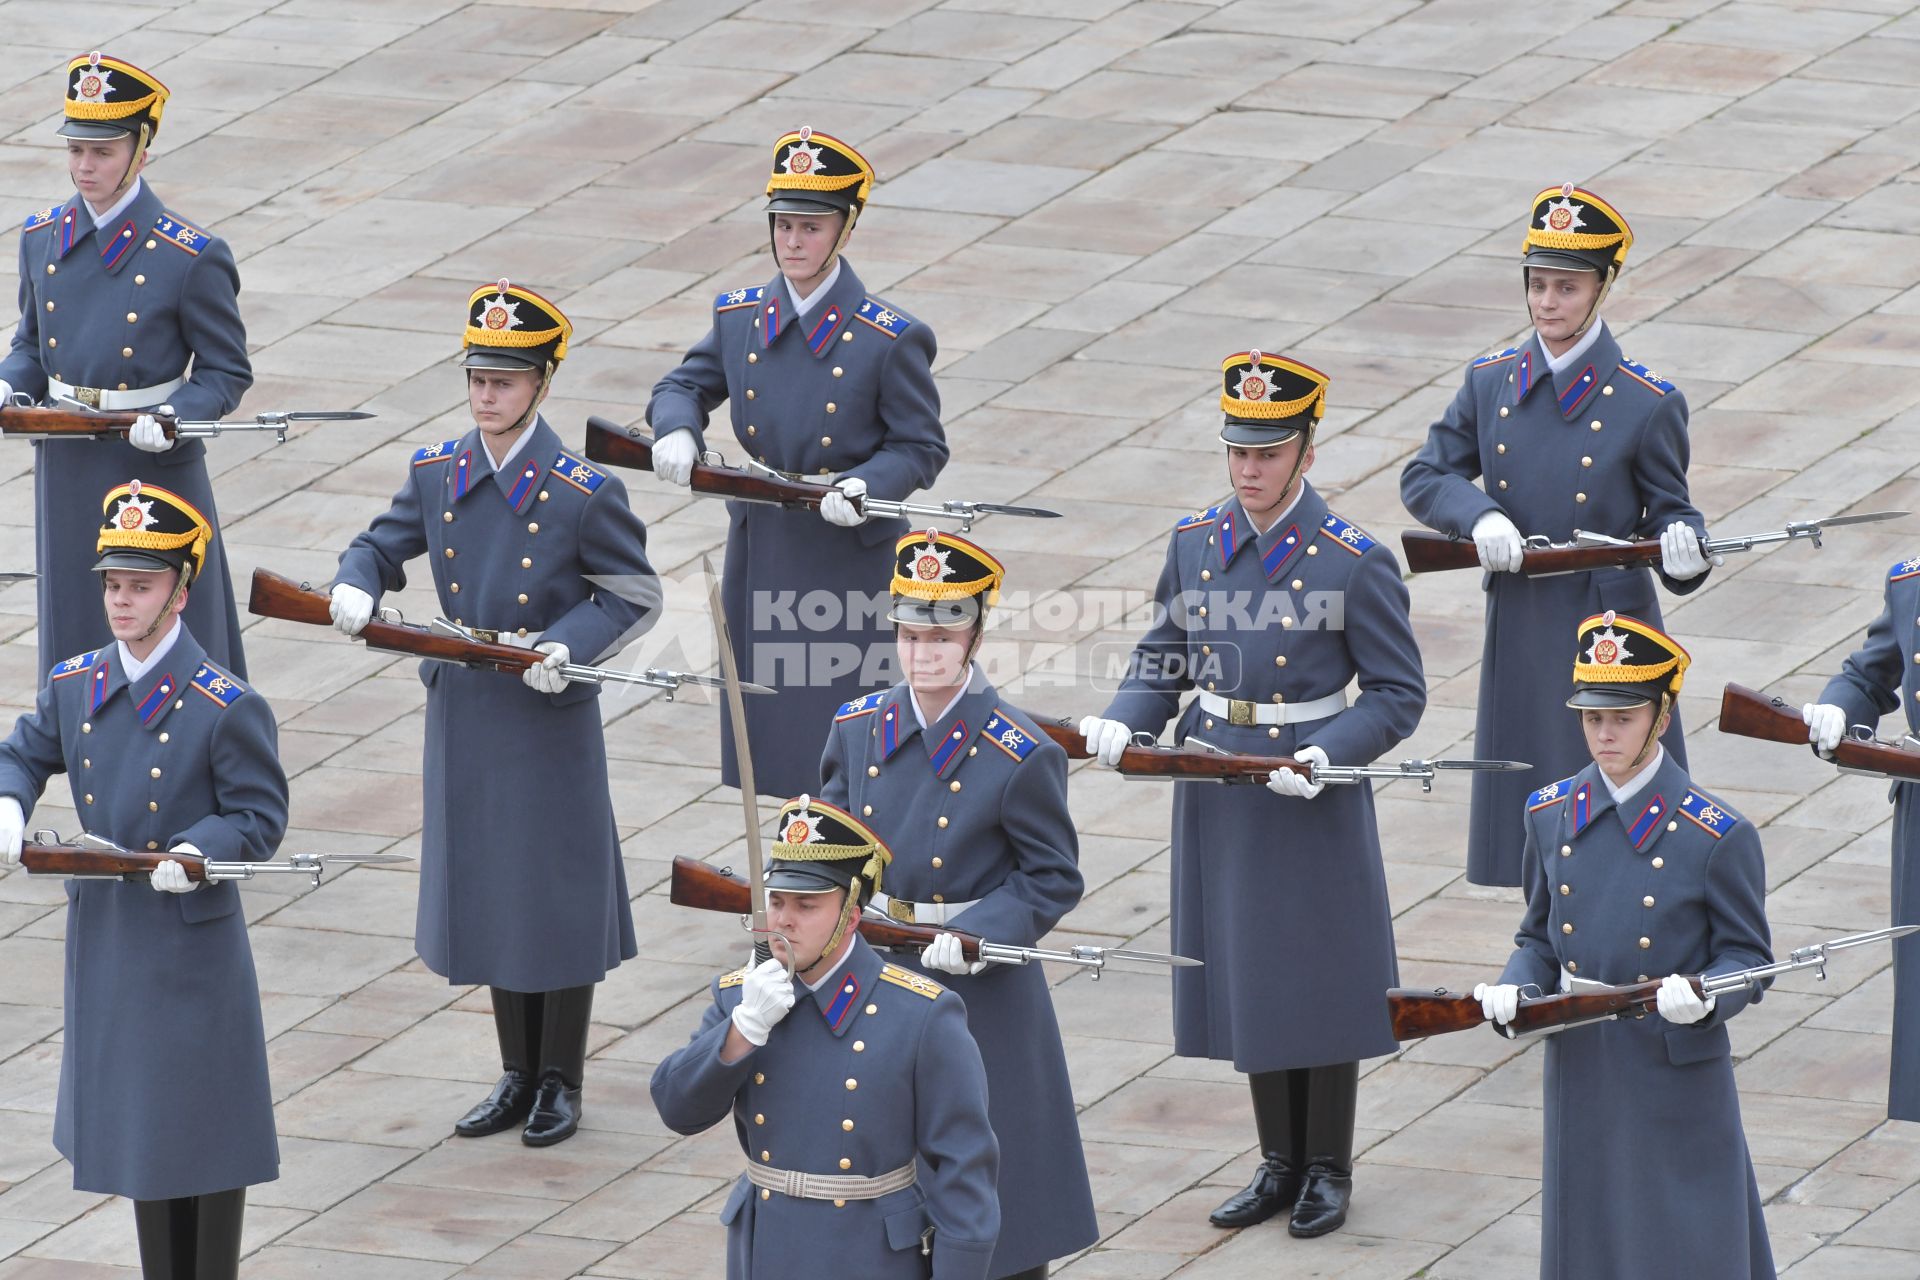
22,831 -> 412,888
427,619 -> 772,696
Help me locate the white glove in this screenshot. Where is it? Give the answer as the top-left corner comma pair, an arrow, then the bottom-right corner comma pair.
128,411 -> 173,453
329,583 -> 373,636
1471,510 -> 1525,573
1078,716 -> 1131,769
820,476 -> 869,527
1266,745 -> 1328,800
1659,520 -> 1719,580
1473,982 -> 1521,1026
0,796 -> 22,867
730,956 -> 796,1047
1802,703 -> 1846,756
524,641 -> 570,695
0,380 -> 13,404
651,429 -> 699,487
152,844 -> 202,894
921,931 -> 986,976
1655,972 -> 1715,1024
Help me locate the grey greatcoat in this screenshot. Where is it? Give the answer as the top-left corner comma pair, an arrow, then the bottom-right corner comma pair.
821,675 -> 1098,1277
335,418 -> 652,991
1819,556 -> 1920,1121
1502,753 -> 1774,1280
1400,324 -> 1706,887
647,261 -> 948,797
1102,483 -> 1426,1071
1,183 -> 252,677
651,936 -> 1000,1280
0,626 -> 284,1200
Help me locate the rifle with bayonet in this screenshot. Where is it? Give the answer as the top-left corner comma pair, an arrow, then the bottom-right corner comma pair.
0,403 -> 375,445
1034,719 -> 1527,793
0,572 -> 34,584
669,855 -> 1198,980
1401,510 -> 1906,577
1719,682 -> 1920,783
583,416 -> 1062,534
19,831 -> 411,888
1386,925 -> 1916,1041
247,568 -> 770,698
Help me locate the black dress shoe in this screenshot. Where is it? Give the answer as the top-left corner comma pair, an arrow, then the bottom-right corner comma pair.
1209,1155 -> 1303,1228
455,1070 -> 536,1137
522,1069 -> 582,1147
1287,1162 -> 1352,1237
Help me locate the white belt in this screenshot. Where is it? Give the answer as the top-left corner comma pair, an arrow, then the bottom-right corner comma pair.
1196,689 -> 1346,726
745,1159 -> 917,1201
868,892 -> 981,926
1558,967 -> 1610,994
48,376 -> 185,412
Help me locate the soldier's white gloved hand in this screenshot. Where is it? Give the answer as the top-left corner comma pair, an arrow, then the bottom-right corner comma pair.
1655,973 -> 1715,1024
1266,745 -> 1328,800
1473,982 -> 1521,1026
328,583 -> 373,636
1659,520 -> 1718,580
128,412 -> 173,453
921,931 -> 986,976
1078,716 -> 1131,769
1802,703 -> 1847,756
152,846 -> 201,894
1471,510 -> 1525,573
651,429 -> 698,487
524,642 -> 570,695
0,380 -> 14,404
820,476 -> 869,527
0,796 -> 22,867
731,956 -> 796,1047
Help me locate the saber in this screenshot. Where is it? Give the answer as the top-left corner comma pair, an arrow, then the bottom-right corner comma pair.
427,619 -> 774,696
704,554 -> 778,972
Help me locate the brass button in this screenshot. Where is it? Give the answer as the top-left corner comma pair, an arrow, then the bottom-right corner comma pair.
1559,844 -> 1570,856
754,1113 -> 764,1125
46,264 -> 55,274
46,337 -> 55,349
135,274 -> 145,285
83,758 -> 90,768
1268,727 -> 1280,738
538,490 -> 549,501
44,301 -> 53,312
1498,406 -> 1509,418
845,1078 -> 858,1091
746,389 -> 756,400
147,842 -> 158,850
1307,545 -> 1318,555
1201,569 -> 1211,581
867,765 -> 879,777
150,767 -> 161,779
528,522 -> 539,533
83,723 -> 92,733
450,582 -> 460,593
1496,443 -> 1506,454
761,1190 -> 770,1201
84,794 -> 93,804
1638,936 -> 1651,949
821,435 -> 832,446
1575,492 -> 1587,503
444,548 -> 455,559
747,352 -> 757,364
754,1072 -> 765,1084
1201,645 -> 1212,655
949,780 -> 961,793
158,733 -> 168,743
1197,606 -> 1207,617
1580,456 -> 1592,467
931,856 -> 943,868
1602,385 -> 1614,396
834,1199 -> 846,1208
122,347 -> 132,358
521,557 -> 532,568
517,593 -> 528,604
1638,974 -> 1648,982
1559,884 -> 1570,896
747,425 -> 757,436
127,312 -> 138,323
1497,479 -> 1508,489
1205,718 -> 1215,730
1206,680 -> 1216,691
118,383 -> 128,391
443,512 -> 453,523
1643,895 -> 1655,907
842,330 -> 852,342
1276,655 -> 1287,667
826,403 -> 836,414
932,893 -> 944,903
1567,961 -> 1578,973
968,746 -> 977,756
832,366 -> 844,377
937,816 -> 948,829
839,1158 -> 852,1170
853,1040 -> 865,1052
148,801 -> 158,812
1590,420 -> 1603,431
1281,616 -> 1294,628
862,804 -> 872,816
1273,693 -> 1284,704
865,1004 -> 876,1015
1562,922 -> 1573,934
175,701 -> 183,710
145,239 -> 156,250
842,1119 -> 854,1131
1291,579 -> 1303,590
1667,820 -> 1678,832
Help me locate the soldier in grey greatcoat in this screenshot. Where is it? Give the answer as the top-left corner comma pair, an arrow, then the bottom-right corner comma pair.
820,530 -> 1097,1280
651,798 -> 1000,1280
1477,612 -> 1775,1280
647,128 -> 948,797
1080,354 -> 1427,1238
0,480 -> 284,1280
1400,184 -> 1713,887
330,282 -> 655,1146
0,53 -> 252,677
1804,558 -> 1920,1121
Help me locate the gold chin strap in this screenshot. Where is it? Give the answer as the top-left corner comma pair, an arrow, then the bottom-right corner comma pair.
118,121 -> 151,201
136,564 -> 191,644
516,359 -> 555,434
1572,264 -> 1617,338
818,887 -> 861,960
1628,692 -> 1669,770
768,206 -> 861,284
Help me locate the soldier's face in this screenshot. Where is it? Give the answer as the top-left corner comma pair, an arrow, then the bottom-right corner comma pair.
1527,268 -> 1601,347
768,888 -> 848,973
66,137 -> 141,205
897,623 -> 974,699
1580,704 -> 1667,782
1226,441 -> 1313,519
467,368 -> 540,435
772,213 -> 845,282
101,568 -> 183,641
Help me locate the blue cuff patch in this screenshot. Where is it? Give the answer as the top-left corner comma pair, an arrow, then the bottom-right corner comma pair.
553,451 -> 605,495
855,297 -> 911,339
1617,358 -> 1674,396
1319,512 -> 1374,555
154,213 -> 209,256
1528,776 -> 1577,811
412,440 -> 459,466
982,710 -> 1036,763
716,285 -> 765,313
191,664 -> 249,707
836,691 -> 885,721
1680,789 -> 1737,839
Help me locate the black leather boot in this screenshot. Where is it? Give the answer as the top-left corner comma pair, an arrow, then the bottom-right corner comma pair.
134,1196 -> 192,1280
455,988 -> 541,1137
192,1188 -> 246,1280
1289,1061 -> 1358,1238
1209,1068 -> 1306,1227
524,984 -> 593,1147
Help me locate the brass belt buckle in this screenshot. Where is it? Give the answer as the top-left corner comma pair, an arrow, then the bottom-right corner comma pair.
1228,698 -> 1255,726
73,386 -> 102,409
469,626 -> 500,644
887,897 -> 915,923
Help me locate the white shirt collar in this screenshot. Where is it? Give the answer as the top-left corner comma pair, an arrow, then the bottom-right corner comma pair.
804,937 -> 856,993
785,258 -> 842,322
1245,485 -> 1305,537
1543,318 -> 1605,377
1603,745 -> 1664,806
482,420 -> 538,472
84,176 -> 144,231
909,665 -> 974,731
119,615 -> 182,684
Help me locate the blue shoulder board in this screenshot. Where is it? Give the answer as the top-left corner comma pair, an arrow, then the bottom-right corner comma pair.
552,451 -> 605,495
1617,357 -> 1674,396
191,663 -> 249,708
153,212 -> 209,256
855,297 -> 911,339
1472,346 -> 1518,369
1319,512 -> 1375,556
412,440 -> 458,466
1528,776 -> 1577,811
1889,556 -> 1920,585
982,709 -> 1037,763
50,649 -> 97,681
836,691 -> 885,721
23,206 -> 59,232
715,285 -> 765,313
1679,789 -> 1738,839
1175,505 -> 1219,532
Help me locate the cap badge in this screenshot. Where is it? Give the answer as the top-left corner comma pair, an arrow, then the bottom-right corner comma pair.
77,51 -> 112,102
114,492 -> 155,532
782,794 -> 823,844
1585,621 -> 1630,667
913,530 -> 952,582
1543,196 -> 1585,233
783,132 -> 824,175
481,280 -> 522,332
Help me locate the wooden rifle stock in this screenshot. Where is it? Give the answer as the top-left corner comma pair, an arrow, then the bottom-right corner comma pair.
1033,719 -> 1305,782
0,404 -> 182,440
584,417 -> 835,510
21,842 -> 210,882
247,569 -> 544,677
1719,682 -> 1920,782
668,855 -> 984,962
1401,529 -> 1663,576
1388,976 -> 1695,1041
